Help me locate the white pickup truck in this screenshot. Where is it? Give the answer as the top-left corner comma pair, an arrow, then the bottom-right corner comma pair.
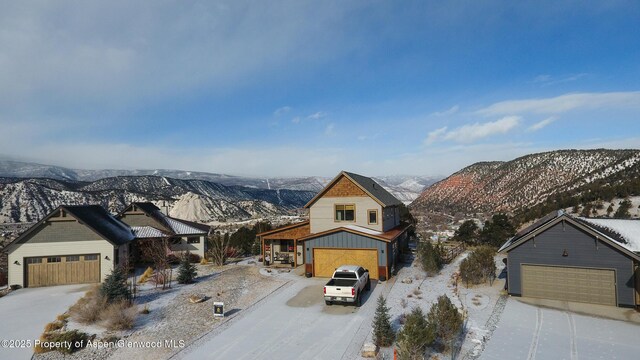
323,265 -> 371,307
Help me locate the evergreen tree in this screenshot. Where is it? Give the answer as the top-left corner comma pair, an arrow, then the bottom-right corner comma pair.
453,220 -> 478,244
479,214 -> 516,248
427,295 -> 463,351
418,241 -> 442,276
396,307 -> 435,360
100,266 -> 131,303
614,199 -> 632,219
372,295 -> 394,347
177,253 -> 198,284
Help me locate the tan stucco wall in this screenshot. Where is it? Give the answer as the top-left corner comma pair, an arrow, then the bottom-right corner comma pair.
7,239 -> 115,287
169,236 -> 206,259
309,197 -> 383,233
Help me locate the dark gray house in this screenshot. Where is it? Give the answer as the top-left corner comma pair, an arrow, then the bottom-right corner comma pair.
499,211 -> 640,307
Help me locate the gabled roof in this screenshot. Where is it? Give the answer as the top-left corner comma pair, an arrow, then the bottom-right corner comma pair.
498,211 -> 640,261
120,202 -> 209,236
304,171 -> 402,208
131,226 -> 171,239
4,205 -> 135,251
298,222 -> 410,243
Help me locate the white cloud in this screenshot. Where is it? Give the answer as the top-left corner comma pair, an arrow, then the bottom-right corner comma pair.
430,105 -> 459,117
424,127 -> 448,145
527,117 -> 557,132
307,111 -> 327,120
477,91 -> 640,116
532,73 -> 588,85
324,123 -> 335,136
291,117 -> 301,124
426,116 -> 521,144
274,106 -> 292,116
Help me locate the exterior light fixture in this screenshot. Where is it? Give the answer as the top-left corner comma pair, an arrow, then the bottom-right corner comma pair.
104,256 -> 110,261
14,260 -> 20,265
562,249 -> 568,257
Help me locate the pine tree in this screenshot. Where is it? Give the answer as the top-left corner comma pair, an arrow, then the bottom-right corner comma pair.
426,295 -> 463,352
396,307 -> 435,360
100,266 -> 131,303
418,241 -> 442,276
372,295 -> 394,347
177,253 -> 198,284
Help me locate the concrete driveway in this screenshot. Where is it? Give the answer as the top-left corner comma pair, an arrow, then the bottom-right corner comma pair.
481,298 -> 640,360
179,276 -> 382,360
0,284 -> 89,360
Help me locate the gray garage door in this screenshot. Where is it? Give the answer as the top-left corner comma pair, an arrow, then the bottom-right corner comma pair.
521,264 -> 616,306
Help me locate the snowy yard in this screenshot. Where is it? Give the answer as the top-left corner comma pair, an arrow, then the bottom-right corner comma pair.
33,262 -> 287,360
481,298 -> 640,360
358,251 -> 507,359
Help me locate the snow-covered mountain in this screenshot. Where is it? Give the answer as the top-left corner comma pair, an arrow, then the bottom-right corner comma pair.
0,176 -> 315,223
0,159 -> 438,204
410,149 -> 640,215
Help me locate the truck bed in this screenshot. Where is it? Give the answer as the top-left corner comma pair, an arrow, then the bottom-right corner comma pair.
325,278 -> 358,287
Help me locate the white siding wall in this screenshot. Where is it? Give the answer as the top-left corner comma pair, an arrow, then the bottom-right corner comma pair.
169,236 -> 206,259
7,240 -> 115,287
310,197 -> 382,233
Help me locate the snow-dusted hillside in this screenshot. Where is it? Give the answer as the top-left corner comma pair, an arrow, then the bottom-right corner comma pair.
0,176 -> 315,223
411,149 -> 640,214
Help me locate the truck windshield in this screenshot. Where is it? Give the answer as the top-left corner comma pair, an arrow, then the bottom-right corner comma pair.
333,271 -> 357,279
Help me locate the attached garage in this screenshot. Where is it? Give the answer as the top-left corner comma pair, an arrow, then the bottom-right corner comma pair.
499,211 -> 640,308
521,264 -> 617,306
313,248 -> 379,279
301,225 -> 409,281
25,254 -> 101,287
4,205 -> 135,288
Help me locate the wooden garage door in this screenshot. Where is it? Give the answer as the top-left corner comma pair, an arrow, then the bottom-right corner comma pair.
521,265 -> 616,306
25,254 -> 100,287
313,248 -> 379,279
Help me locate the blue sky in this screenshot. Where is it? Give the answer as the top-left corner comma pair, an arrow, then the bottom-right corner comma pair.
1,1 -> 639,177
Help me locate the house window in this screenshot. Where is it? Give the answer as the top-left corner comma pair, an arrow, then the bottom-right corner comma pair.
84,255 -> 98,261
27,257 -> 42,264
47,257 -> 61,263
187,236 -> 200,244
368,210 -> 378,225
66,256 -> 80,262
335,204 -> 355,221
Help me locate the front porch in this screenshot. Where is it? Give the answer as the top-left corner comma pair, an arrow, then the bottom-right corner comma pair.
257,221 -> 311,268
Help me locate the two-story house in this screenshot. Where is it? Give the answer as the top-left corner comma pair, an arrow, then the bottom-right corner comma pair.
258,171 -> 410,280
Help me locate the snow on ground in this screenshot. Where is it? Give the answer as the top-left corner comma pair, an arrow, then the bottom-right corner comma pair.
358,252 -> 507,360
481,298 -> 640,360
0,284 -> 88,360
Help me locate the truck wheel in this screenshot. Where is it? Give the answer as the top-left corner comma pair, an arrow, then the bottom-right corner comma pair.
365,278 -> 371,291
325,300 -> 332,306
355,292 -> 362,307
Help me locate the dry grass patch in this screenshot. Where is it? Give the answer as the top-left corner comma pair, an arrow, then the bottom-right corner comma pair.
69,286 -> 107,324
44,321 -> 64,332
100,301 -> 138,331
34,330 -> 89,354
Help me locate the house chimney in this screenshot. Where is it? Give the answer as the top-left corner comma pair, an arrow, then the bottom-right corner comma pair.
160,200 -> 170,215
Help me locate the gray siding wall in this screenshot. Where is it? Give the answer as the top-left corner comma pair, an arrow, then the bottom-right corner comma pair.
120,213 -> 164,230
17,220 -> 102,244
507,221 -> 636,306
304,231 -> 388,266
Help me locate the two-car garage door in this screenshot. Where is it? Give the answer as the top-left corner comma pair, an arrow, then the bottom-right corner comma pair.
25,254 -> 100,287
313,248 -> 379,280
521,264 -> 617,306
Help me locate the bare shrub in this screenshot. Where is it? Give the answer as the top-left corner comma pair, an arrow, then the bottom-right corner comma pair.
34,330 -> 89,354
100,301 -> 137,331
44,321 -> 64,332
56,313 -> 70,322
400,298 -> 408,309
69,286 -> 107,324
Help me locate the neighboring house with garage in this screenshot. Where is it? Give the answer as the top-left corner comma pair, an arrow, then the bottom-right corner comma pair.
258,171 -> 410,281
118,202 -> 209,260
4,205 -> 135,288
3,202 -> 210,288
499,211 -> 640,307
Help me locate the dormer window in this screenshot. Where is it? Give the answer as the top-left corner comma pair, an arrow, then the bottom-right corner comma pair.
335,204 -> 355,222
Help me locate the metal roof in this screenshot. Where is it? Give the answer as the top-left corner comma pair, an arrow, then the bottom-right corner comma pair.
131,226 -> 170,239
